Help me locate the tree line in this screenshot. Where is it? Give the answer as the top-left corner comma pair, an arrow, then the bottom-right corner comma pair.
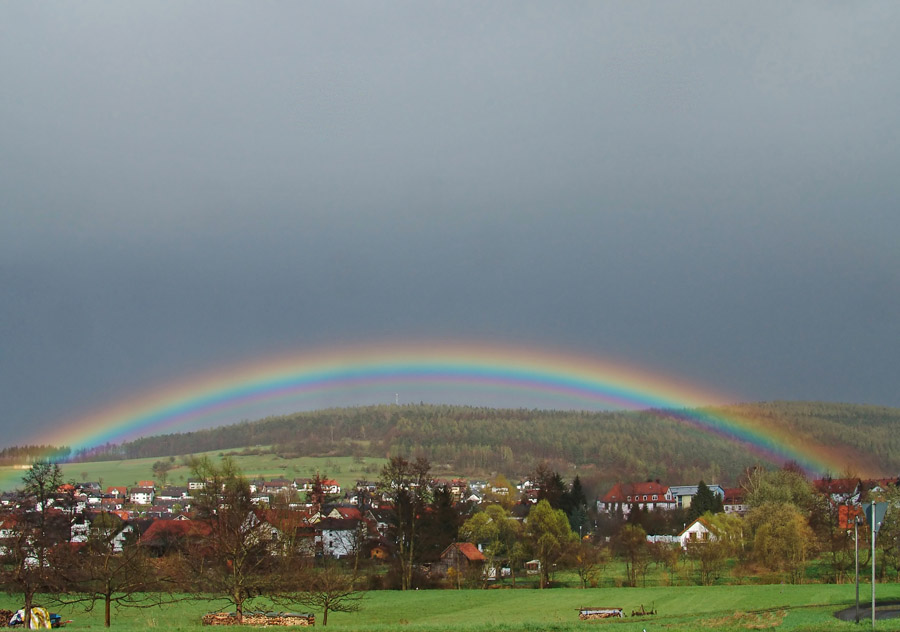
60,402 -> 900,485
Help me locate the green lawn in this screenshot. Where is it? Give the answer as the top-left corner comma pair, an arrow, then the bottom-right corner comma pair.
0,452 -> 387,492
3,583 -> 900,631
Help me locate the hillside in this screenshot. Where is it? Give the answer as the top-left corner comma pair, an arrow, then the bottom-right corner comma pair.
70,402 -> 900,492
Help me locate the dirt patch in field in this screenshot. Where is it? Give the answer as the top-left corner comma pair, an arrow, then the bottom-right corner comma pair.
700,609 -> 787,629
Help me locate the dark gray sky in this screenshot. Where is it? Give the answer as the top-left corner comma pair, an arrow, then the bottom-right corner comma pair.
2,2 -> 899,446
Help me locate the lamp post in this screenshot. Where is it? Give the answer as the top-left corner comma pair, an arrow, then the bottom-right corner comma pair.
865,502 -> 888,630
855,515 -> 861,624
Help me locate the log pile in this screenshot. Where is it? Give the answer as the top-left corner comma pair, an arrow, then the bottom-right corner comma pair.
202,611 -> 315,626
578,608 -> 623,620
0,610 -> 12,627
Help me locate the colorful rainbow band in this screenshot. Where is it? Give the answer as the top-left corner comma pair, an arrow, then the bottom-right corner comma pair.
22,341 -> 848,475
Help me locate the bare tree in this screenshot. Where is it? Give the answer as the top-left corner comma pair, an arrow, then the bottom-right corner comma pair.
275,562 -> 364,626
378,456 -> 432,590
180,457 -> 279,623
0,462 -> 68,627
53,515 -> 172,627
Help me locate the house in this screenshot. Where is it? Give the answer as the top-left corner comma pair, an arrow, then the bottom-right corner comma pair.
156,486 -> 189,501
99,498 -> 124,512
668,484 -> 725,510
723,488 -> 748,514
678,517 -> 717,549
106,486 -> 128,499
128,487 -> 155,505
598,481 -> 675,515
366,508 -> 393,537
317,517 -> 363,558
864,479 -> 898,503
140,519 -> 211,556
814,478 -> 862,505
436,542 -> 486,578
327,506 -> 362,521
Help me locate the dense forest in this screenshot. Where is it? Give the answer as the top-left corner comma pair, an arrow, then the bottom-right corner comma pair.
0,444 -> 71,466
64,402 -> 900,491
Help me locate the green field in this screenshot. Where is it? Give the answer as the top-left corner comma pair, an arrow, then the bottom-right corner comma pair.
0,452 -> 387,493
2,583 -> 899,631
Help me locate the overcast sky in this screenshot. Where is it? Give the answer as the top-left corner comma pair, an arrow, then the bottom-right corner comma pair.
2,2 -> 899,446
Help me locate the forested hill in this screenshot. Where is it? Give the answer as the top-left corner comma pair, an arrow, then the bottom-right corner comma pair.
73,402 -> 900,487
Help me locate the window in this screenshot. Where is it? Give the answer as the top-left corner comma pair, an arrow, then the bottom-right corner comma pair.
652,494 -> 658,500
643,495 -> 647,501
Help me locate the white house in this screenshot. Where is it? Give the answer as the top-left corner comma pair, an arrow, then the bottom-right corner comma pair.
678,517 -> 717,549
318,518 -> 362,558
128,487 -> 155,505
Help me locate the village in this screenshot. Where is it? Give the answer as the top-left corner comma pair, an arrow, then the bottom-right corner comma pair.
2,468 -> 894,567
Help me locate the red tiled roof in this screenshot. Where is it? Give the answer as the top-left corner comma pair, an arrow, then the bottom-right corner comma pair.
444,542 -> 485,562
814,478 -> 860,495
140,519 -> 211,546
335,507 -> 362,520
601,481 -> 669,503
723,487 -> 745,503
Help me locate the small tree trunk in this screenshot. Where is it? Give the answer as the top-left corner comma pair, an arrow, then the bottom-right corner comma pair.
24,595 -> 33,630
105,591 -> 112,627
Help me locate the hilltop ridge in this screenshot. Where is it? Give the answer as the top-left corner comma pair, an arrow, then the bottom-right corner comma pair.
62,401 -> 900,490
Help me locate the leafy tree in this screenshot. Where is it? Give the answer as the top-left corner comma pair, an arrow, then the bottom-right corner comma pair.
683,513 -> 741,586
747,502 -> 815,584
809,490 -> 858,583
650,541 -> 685,585
525,499 -> 577,588
484,473 -> 515,508
562,475 -> 589,534
689,481 -> 723,519
571,540 -> 608,588
744,468 -> 815,514
533,463 -> 566,510
461,504 -> 523,587
151,461 -> 173,487
614,523 -> 649,587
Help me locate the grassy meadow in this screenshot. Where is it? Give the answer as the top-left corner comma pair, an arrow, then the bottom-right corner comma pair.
0,452 -> 387,492
2,583 -> 900,631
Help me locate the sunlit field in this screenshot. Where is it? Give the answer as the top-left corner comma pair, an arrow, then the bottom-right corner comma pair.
0,452 -> 387,493
3,583 -> 900,631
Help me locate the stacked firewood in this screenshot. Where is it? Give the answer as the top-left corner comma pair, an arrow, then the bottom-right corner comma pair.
0,610 -> 12,627
578,607 -> 623,620
201,611 -> 315,626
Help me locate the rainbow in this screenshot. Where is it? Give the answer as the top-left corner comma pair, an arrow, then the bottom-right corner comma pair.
25,341 -> 850,474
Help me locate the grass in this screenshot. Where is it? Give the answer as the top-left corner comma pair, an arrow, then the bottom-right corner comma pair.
0,451 -> 387,492
3,583 -> 900,631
